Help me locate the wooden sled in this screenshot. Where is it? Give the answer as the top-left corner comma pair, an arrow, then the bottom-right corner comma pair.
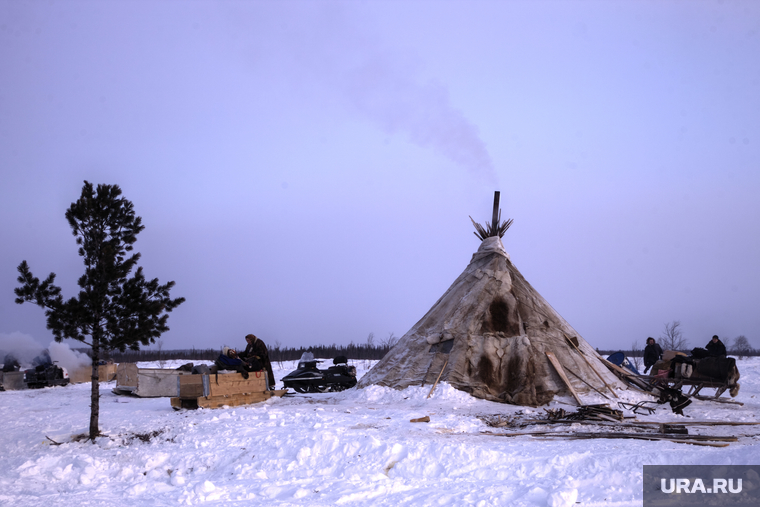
170,371 -> 286,410
601,357 -> 742,406
656,376 -> 742,405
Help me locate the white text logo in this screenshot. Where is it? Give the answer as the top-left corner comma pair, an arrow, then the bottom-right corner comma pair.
661,478 -> 742,494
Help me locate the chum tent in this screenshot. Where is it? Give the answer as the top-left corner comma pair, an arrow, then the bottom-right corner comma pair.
358,193 -> 627,406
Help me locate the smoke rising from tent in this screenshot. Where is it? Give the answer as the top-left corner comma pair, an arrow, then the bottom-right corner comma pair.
227,3 -> 497,183
343,56 -> 496,183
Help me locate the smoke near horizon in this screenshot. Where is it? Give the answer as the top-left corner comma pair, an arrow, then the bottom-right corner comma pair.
0,332 -> 90,373
0,332 -> 45,367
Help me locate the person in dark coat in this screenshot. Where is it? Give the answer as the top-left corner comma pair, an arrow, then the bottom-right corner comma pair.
705,335 -> 727,357
643,337 -> 663,374
240,334 -> 275,390
213,347 -> 253,379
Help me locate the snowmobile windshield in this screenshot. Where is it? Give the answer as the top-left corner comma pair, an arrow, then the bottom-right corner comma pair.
299,352 -> 315,362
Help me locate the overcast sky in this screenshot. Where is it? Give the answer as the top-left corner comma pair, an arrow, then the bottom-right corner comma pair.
1,0 -> 759,355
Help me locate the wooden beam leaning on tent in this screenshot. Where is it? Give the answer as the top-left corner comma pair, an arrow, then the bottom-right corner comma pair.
564,365 -> 611,401
562,332 -> 619,399
427,359 -> 448,399
598,355 -> 652,392
545,351 -> 583,406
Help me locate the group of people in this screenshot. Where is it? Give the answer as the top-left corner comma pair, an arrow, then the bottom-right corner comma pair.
643,335 -> 727,374
213,334 -> 276,390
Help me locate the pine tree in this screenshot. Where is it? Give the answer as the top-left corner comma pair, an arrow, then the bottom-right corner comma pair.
14,181 -> 185,441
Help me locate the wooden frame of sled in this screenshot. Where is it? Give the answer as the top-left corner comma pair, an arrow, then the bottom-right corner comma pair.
649,376 -> 742,405
170,371 -> 287,409
600,357 -> 742,406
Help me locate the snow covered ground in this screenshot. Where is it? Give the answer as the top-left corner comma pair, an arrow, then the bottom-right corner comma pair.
1,357 -> 758,506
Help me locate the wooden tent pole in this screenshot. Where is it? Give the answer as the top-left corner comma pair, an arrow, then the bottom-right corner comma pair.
563,333 -> 619,399
491,191 -> 500,232
427,359 -> 448,399
546,351 -> 583,406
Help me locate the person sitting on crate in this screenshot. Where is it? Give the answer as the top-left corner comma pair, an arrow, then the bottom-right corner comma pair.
240,334 -> 276,390
211,347 -> 262,379
705,335 -> 727,358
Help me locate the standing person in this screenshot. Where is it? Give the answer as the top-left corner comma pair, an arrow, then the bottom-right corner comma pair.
705,335 -> 727,357
643,337 -> 663,374
240,334 -> 276,390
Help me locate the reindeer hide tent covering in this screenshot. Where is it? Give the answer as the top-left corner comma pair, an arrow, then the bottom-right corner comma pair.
358,236 -> 627,406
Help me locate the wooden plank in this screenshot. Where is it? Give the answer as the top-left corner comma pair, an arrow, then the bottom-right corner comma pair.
427,359 -> 448,399
198,392 -> 273,409
171,389 -> 287,410
178,375 -> 204,385
693,395 -> 744,406
598,356 -> 652,392
483,431 -> 732,447
522,419 -> 760,428
179,382 -> 205,399
178,372 -> 269,398
208,382 -> 267,397
193,371 -> 267,386
178,374 -> 206,398
208,375 -> 267,388
563,333 -> 618,398
207,373 -> 267,396
546,351 -> 583,406
633,420 -> 760,427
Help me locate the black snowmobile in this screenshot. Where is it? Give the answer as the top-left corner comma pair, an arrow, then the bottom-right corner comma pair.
24,350 -> 70,389
24,363 -> 70,389
282,352 -> 357,393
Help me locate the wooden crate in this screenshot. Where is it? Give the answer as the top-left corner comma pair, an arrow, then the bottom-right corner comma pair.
171,372 -> 284,409
113,363 -> 192,397
69,363 -> 118,384
170,390 -> 287,409
177,371 -> 268,398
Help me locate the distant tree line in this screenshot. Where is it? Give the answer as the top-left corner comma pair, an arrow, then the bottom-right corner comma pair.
79,332 -> 401,364
82,347 -> 220,363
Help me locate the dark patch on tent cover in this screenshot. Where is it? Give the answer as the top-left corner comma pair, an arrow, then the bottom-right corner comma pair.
478,353 -> 496,386
429,340 -> 454,354
485,297 -> 520,335
475,343 -> 552,407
